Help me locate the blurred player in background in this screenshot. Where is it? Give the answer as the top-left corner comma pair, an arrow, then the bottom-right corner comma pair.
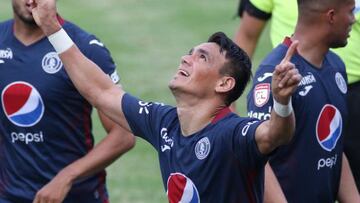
0,0 -> 135,202
28,0 -> 303,202
246,0 -> 360,202
235,0 -> 360,196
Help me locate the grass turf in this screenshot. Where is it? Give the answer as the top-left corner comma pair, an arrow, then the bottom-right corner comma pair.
0,0 -> 271,202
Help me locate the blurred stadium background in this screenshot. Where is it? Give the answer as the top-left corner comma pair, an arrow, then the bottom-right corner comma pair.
0,0 -> 271,202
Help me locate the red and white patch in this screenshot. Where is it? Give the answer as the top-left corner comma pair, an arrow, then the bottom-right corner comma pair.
254,83 -> 271,107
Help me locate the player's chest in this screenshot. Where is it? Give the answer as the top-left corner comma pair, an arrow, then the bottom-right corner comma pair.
158,128 -> 213,161
295,69 -> 347,111
0,45 -> 75,102
157,126 -> 230,173
158,127 -> 234,202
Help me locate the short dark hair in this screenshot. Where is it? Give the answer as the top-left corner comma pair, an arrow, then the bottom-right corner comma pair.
208,32 -> 252,106
297,0 -> 352,13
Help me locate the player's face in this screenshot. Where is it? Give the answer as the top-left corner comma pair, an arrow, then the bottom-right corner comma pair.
329,0 -> 355,48
169,42 -> 227,99
12,0 -> 37,25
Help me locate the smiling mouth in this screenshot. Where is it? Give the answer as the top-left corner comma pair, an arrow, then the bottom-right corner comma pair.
178,69 -> 190,77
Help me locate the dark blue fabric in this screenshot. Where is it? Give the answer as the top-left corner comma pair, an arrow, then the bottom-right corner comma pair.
122,93 -> 267,203
247,41 -> 347,203
0,19 -> 115,202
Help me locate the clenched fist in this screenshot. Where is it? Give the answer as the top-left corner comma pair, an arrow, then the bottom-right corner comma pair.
29,0 -> 61,36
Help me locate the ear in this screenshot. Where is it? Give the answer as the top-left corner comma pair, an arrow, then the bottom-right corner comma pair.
215,76 -> 235,93
326,9 -> 336,24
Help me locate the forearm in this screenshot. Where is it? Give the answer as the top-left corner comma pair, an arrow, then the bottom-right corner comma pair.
268,109 -> 295,146
264,163 -> 287,203
33,126 -> 135,203
256,41 -> 301,154
33,1 -> 125,110
60,45 -> 123,106
48,27 -> 128,128
255,112 -> 295,155
58,126 -> 135,183
337,153 -> 360,202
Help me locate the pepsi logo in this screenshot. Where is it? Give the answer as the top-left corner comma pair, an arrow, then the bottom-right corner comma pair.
1,82 -> 44,127
316,104 -> 342,152
167,173 -> 200,203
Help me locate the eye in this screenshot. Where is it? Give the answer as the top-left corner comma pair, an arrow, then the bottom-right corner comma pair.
199,54 -> 207,61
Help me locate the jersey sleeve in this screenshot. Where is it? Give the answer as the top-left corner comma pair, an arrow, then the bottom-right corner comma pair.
247,65 -> 275,121
231,118 -> 267,169
121,93 -> 171,150
237,0 -> 250,17
82,35 -> 120,84
245,0 -> 273,20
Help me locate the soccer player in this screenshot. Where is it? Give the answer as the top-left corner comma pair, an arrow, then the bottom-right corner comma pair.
28,0 -> 303,202
0,0 -> 135,202
246,0 -> 360,202
235,0 -> 360,195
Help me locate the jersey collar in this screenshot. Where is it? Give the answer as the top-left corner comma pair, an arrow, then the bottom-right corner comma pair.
57,14 -> 66,26
211,107 -> 232,124
283,37 -> 293,47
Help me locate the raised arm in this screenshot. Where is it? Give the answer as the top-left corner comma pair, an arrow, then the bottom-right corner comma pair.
255,41 -> 301,154
30,0 -> 130,131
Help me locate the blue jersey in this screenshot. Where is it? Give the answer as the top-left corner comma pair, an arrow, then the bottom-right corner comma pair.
122,93 -> 267,203
247,38 -> 348,203
0,19 -> 119,203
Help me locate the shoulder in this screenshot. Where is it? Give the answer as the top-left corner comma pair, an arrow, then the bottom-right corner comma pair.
62,20 -> 116,74
262,44 -> 288,65
0,20 -> 13,41
123,93 -> 174,116
0,19 -> 12,28
62,21 -> 107,52
216,113 -> 261,133
326,50 -> 345,70
254,44 -> 287,77
62,21 -> 94,46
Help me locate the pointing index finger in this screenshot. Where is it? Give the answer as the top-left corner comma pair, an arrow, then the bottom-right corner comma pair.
281,40 -> 299,63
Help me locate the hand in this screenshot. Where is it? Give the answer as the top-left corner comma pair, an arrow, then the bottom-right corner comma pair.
33,171 -> 73,203
29,0 -> 61,36
271,41 -> 302,104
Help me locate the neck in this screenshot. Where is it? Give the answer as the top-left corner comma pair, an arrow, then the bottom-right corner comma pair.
292,23 -> 329,68
174,94 -> 228,136
13,17 -> 45,46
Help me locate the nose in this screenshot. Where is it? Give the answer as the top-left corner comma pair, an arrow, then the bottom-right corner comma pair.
26,0 -> 34,7
181,54 -> 192,66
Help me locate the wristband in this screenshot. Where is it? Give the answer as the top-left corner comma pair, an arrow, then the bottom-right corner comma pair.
273,97 -> 293,117
48,28 -> 74,54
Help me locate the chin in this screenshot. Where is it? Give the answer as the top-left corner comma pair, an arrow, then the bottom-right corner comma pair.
20,16 -> 37,26
330,40 -> 348,49
168,79 -> 179,91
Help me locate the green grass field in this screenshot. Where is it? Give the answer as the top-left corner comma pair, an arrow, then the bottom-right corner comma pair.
0,1 -> 271,202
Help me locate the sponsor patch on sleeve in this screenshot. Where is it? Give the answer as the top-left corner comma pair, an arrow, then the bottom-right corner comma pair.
254,83 -> 271,107
110,70 -> 120,84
